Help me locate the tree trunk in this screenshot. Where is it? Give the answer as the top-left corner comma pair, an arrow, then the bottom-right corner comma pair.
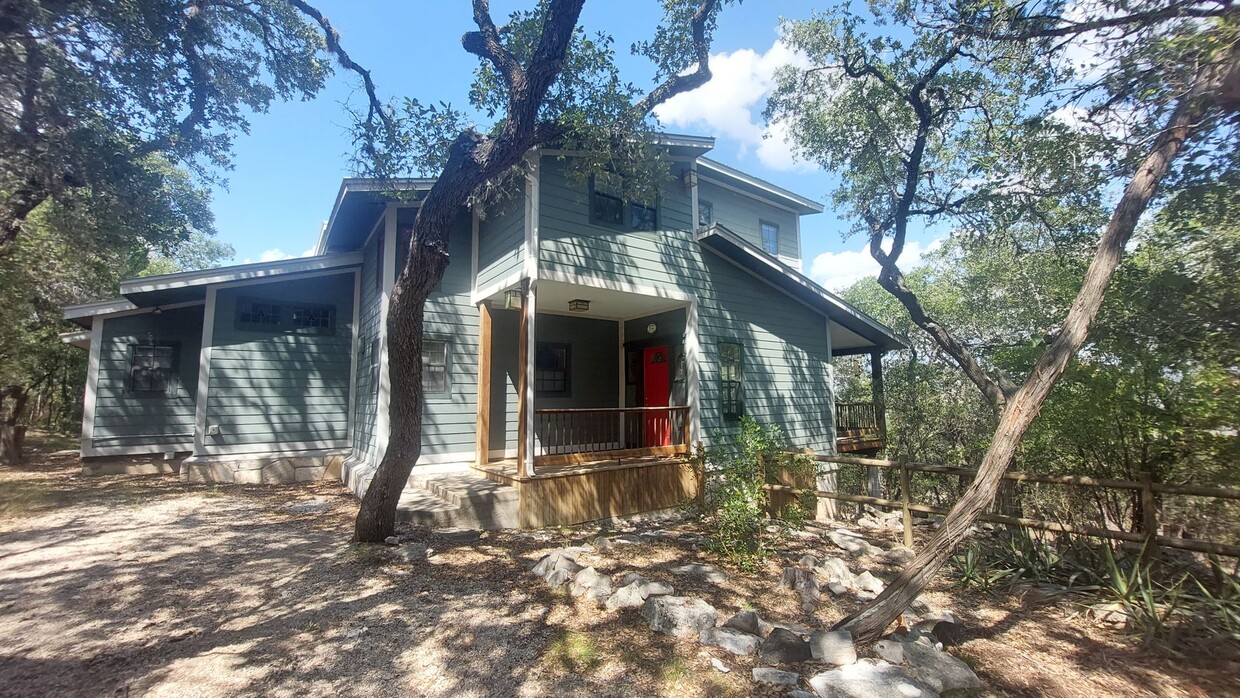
0,385 -> 30,465
837,68 -> 1224,641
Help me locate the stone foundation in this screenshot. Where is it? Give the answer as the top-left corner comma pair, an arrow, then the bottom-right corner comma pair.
82,453 -> 188,476
182,449 -> 347,484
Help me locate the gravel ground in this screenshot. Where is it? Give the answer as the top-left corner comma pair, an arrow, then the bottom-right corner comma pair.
0,433 -> 1234,697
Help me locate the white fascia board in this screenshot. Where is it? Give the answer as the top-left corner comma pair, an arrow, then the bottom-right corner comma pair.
119,252 -> 363,296
697,157 -> 824,214
64,298 -> 137,321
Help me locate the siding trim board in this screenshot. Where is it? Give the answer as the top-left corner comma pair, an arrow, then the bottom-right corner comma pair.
194,287 -> 217,455
80,320 -> 104,456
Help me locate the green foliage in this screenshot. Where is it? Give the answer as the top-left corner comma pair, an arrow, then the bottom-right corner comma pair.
547,630 -> 604,674
696,418 -> 817,568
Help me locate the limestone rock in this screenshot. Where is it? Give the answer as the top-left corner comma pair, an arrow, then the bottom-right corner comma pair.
808,659 -> 937,698
592,535 -> 614,551
816,557 -> 856,588
874,639 -> 905,664
397,542 -> 427,563
641,596 -> 718,638
752,668 -> 800,686
723,610 -> 772,637
605,582 -> 646,610
570,567 -> 612,603
383,535 -> 400,546
827,530 -> 870,557
614,534 -> 643,545
854,571 -> 885,595
532,550 -> 583,580
826,582 -> 848,596
882,546 -> 917,566
809,630 -> 857,666
640,581 -> 674,597
900,636 -> 981,692
759,627 -> 813,665
710,657 -> 730,673
700,626 -> 761,656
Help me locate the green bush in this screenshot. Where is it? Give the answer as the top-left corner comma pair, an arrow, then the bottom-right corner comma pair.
695,418 -> 817,568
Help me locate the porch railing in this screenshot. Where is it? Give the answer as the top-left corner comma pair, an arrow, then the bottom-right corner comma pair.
534,406 -> 691,464
836,401 -> 878,433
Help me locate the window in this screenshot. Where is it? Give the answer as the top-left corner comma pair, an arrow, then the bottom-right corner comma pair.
761,221 -> 780,255
236,297 -> 337,335
370,336 -> 381,392
720,342 -> 743,418
237,300 -> 282,329
535,342 -> 571,396
129,344 -> 175,396
698,200 -> 713,228
423,339 -> 449,394
590,173 -> 657,231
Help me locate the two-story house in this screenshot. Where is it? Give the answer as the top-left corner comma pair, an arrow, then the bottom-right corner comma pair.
63,135 -> 901,528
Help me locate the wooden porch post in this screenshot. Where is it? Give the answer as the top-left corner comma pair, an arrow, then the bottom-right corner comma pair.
475,301 -> 492,466
869,349 -> 886,497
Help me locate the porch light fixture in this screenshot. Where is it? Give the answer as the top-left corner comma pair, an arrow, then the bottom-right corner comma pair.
568,298 -> 591,313
681,167 -> 698,190
504,287 -> 525,311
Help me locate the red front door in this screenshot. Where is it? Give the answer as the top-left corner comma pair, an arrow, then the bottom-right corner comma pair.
643,346 -> 671,446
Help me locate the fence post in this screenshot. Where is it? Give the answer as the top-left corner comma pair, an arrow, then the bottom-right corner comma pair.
1139,471 -> 1158,558
900,457 -> 914,549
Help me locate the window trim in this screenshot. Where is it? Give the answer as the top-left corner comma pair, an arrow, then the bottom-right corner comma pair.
760,219 -> 780,256
422,337 -> 451,396
126,342 -> 180,398
719,340 -> 744,419
234,296 -> 338,336
535,341 -> 572,397
589,174 -> 658,232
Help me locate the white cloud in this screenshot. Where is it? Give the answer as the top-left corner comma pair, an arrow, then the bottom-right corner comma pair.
654,38 -> 812,172
810,238 -> 944,292
242,246 -> 317,264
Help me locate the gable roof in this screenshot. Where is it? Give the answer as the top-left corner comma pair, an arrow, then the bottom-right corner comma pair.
696,224 -> 903,353
697,158 -> 824,215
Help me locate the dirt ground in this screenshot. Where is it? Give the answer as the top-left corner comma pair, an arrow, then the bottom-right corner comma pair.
0,433 -> 1235,698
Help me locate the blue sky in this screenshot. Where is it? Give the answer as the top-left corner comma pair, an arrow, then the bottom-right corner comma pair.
208,1 -> 939,290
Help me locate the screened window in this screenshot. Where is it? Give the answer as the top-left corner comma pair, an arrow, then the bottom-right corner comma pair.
237,300 -> 282,329
720,342 -> 743,418
129,344 -> 175,395
590,173 -> 656,231
698,200 -> 713,228
761,221 -> 780,255
423,339 -> 449,394
535,342 -> 571,396
291,304 -> 335,333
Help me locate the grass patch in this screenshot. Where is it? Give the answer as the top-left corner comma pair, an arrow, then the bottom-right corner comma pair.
658,657 -> 694,694
0,482 -> 57,519
346,543 -> 387,565
547,630 -> 604,674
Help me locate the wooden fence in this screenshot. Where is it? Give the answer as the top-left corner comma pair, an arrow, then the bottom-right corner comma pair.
811,454 -> 1240,558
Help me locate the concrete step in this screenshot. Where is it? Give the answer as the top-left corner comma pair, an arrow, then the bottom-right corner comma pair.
397,471 -> 519,530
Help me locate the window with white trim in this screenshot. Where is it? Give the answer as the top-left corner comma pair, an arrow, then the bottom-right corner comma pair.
720,341 -> 743,418
590,173 -> 657,231
128,344 -> 176,396
760,221 -> 780,255
535,342 -> 571,396
423,339 -> 449,394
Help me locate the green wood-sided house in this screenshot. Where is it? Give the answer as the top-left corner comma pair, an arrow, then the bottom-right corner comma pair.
64,135 -> 901,528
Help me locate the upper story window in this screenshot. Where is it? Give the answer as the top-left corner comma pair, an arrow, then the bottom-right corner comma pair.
423,339 -> 449,394
761,221 -> 780,255
590,173 -> 657,232
698,200 -> 713,228
720,341 -> 744,418
535,342 -> 571,396
236,297 -> 337,335
129,344 -> 176,396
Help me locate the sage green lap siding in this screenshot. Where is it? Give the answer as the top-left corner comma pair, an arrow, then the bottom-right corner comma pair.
90,305 -> 203,453
538,156 -> 834,453
534,314 -> 619,410
488,309 -> 522,457
206,272 -> 356,453
352,230 -> 383,460
397,209 -> 481,459
699,179 -> 799,260
477,189 -> 525,292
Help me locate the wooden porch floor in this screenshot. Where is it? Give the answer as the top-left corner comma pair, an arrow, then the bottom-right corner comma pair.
473,454 -> 690,483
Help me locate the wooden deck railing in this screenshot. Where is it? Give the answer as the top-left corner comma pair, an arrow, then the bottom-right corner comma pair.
811,454 -> 1240,558
835,401 -> 885,453
534,406 -> 691,465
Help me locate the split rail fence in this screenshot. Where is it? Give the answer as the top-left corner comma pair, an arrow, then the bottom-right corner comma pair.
810,454 -> 1240,558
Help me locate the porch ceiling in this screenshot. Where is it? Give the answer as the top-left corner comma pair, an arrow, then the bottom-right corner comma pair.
532,280 -> 686,320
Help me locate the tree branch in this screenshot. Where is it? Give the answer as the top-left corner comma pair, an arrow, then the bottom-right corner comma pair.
632,0 -> 722,117
461,0 -> 525,88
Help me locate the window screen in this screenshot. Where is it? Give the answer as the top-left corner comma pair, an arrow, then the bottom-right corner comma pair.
698,200 -> 713,228
237,300 -> 282,329
720,342 -> 743,418
423,339 -> 449,394
535,342 -> 571,396
129,344 -> 175,395
761,221 -> 780,255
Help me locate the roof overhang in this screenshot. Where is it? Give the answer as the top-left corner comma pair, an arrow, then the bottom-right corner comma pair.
696,224 -> 904,353
316,178 -> 436,255
63,298 -> 138,327
117,252 -> 363,307
59,330 -> 91,349
697,158 -> 824,215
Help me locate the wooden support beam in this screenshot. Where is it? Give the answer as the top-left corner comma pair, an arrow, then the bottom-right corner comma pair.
475,301 -> 493,466
868,349 -> 886,497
